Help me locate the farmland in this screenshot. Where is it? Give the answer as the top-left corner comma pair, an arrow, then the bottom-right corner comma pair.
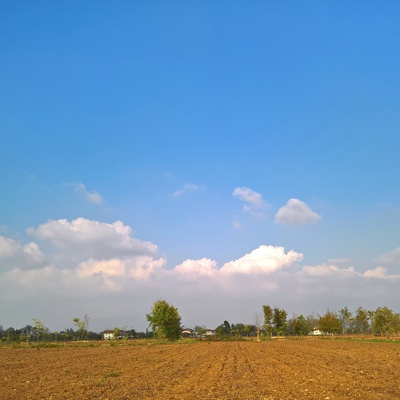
1,338 -> 399,399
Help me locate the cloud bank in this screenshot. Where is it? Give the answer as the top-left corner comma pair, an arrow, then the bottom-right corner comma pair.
1,217 -> 399,332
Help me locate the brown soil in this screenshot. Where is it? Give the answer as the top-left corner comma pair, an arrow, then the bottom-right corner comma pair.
1,339 -> 399,399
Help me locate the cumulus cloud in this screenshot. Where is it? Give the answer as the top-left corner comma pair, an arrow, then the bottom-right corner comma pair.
0,236 -> 20,258
364,266 -> 400,279
2,217 -> 400,332
22,242 -> 45,263
232,187 -> 267,217
27,218 -> 158,260
220,245 -> 303,274
175,258 -> 219,280
275,198 -> 321,225
376,247 -> 400,266
73,182 -> 103,204
302,264 -> 357,277
0,236 -> 45,269
78,258 -> 126,278
171,183 -> 200,197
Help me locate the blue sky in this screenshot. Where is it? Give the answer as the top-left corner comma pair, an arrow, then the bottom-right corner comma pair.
1,1 -> 399,332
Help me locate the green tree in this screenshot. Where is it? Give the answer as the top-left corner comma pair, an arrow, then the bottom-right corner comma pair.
367,310 -> 375,334
262,305 -> 273,337
73,314 -> 89,340
146,299 -> 182,341
306,314 -> 318,334
223,320 -> 231,335
32,318 -> 48,341
355,307 -> 369,337
318,310 -> 341,336
339,306 -> 352,335
273,308 -> 287,336
373,306 -> 399,337
113,327 -> 121,339
292,314 -> 308,336
194,325 -> 207,336
243,324 -> 250,337
216,320 -> 231,336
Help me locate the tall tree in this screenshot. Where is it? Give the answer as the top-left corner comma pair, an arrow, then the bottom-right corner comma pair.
319,310 -> 341,336
113,327 -> 121,339
73,315 -> 89,340
367,310 -> 375,334
355,307 -> 368,337
372,306 -> 399,337
339,306 -> 352,335
243,325 -> 250,337
223,320 -> 231,334
306,314 -> 318,333
146,299 -> 182,341
292,314 -> 308,336
32,318 -> 48,341
262,305 -> 273,337
273,308 -> 287,336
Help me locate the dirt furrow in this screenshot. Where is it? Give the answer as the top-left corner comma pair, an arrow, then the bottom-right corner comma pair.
1,340 -> 399,399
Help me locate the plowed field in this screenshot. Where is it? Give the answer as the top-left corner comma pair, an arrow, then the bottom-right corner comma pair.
1,339 -> 399,399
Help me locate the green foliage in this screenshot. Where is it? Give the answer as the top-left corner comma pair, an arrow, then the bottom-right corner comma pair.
319,310 -> 341,334
273,308 -> 287,336
355,307 -> 369,336
73,315 -> 89,340
32,318 -> 48,341
372,306 -> 400,337
262,305 -> 273,337
292,314 -> 308,336
113,327 -> 121,338
339,306 -> 352,335
146,299 -> 182,341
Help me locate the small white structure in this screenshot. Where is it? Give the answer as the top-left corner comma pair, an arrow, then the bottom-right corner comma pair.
103,330 -> 126,340
103,330 -> 115,340
310,329 -> 324,336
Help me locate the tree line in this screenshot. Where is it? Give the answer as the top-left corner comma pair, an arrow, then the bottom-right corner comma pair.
147,301 -> 400,341
1,302 -> 399,343
0,314 -> 151,343
258,305 -> 400,338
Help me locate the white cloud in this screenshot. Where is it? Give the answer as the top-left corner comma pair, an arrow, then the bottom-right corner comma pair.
364,266 -> 388,278
364,266 -> 400,279
220,245 -> 303,274
171,183 -> 200,197
232,187 -> 267,217
0,236 -> 45,269
0,236 -> 20,258
376,247 -> 400,266
22,242 -> 45,263
327,258 -> 352,266
27,218 -> 158,260
175,258 -> 219,280
78,258 -> 126,278
302,264 -> 357,277
275,198 -> 321,225
2,217 -> 400,333
128,256 -> 167,280
73,182 -> 103,204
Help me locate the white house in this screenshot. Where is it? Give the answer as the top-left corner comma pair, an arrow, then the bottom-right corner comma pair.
103,330 -> 126,340
103,330 -> 115,340
310,329 -> 324,336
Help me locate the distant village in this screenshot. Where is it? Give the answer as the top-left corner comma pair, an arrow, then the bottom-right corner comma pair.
1,304 -> 399,342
